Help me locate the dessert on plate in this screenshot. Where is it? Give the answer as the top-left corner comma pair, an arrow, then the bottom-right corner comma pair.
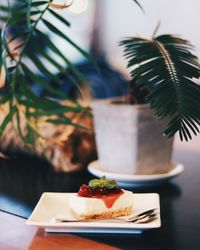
69,176 -> 134,219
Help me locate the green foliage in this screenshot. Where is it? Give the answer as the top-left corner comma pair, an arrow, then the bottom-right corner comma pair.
132,0 -> 144,12
120,34 -> 200,141
89,176 -> 117,189
0,0 -> 93,143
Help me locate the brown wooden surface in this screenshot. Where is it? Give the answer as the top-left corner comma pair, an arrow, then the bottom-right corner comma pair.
0,212 -> 119,250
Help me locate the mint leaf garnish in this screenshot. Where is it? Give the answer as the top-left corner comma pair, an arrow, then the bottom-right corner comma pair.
89,176 -> 117,189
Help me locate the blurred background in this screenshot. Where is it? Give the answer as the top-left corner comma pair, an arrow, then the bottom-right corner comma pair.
1,0 -> 200,143
51,0 -> 200,74
1,0 -> 200,97
39,0 -> 200,98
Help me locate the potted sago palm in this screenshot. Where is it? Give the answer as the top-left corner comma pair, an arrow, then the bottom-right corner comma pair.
92,33 -> 200,175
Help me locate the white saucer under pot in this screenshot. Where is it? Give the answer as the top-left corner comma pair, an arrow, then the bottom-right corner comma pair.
88,160 -> 184,187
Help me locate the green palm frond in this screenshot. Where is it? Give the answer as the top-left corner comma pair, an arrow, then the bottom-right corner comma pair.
132,0 -> 144,11
120,34 -> 200,141
0,0 -> 94,143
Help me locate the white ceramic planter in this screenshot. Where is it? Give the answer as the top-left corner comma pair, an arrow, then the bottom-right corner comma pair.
92,99 -> 173,175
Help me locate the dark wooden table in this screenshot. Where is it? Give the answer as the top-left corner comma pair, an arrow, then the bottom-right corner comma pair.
0,138 -> 199,250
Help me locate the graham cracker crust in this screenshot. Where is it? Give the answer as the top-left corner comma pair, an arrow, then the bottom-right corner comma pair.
71,206 -> 132,220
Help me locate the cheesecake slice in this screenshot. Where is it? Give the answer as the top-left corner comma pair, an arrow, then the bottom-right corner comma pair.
69,176 -> 134,219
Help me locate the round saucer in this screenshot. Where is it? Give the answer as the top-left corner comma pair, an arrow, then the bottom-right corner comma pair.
88,161 -> 184,187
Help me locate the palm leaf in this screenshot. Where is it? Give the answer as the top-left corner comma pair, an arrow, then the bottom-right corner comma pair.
132,0 -> 144,12
0,0 -> 94,143
0,106 -> 17,136
120,34 -> 200,140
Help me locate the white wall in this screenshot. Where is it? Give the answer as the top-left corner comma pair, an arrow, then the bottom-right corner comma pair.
98,0 -> 200,74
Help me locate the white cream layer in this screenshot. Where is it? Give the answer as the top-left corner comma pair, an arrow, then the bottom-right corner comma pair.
69,190 -> 134,215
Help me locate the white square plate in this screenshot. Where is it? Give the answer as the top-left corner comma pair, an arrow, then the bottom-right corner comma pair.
26,192 -> 161,234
